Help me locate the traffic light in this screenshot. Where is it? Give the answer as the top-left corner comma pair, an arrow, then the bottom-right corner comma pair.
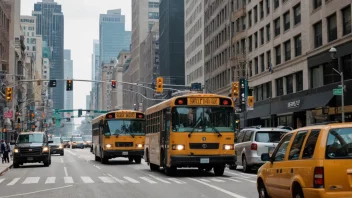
248,96 -> 254,107
49,80 -> 57,87
66,80 -> 73,91
231,82 -> 239,98
5,87 -> 12,102
156,77 -> 163,93
78,109 -> 82,117
111,80 -> 117,88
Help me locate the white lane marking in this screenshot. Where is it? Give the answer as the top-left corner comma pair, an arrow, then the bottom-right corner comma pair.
22,177 -> 40,184
226,178 -> 241,182
167,178 -> 186,184
139,177 -> 157,184
107,174 -> 127,184
64,177 -> 74,183
0,178 -> 5,184
232,177 -> 256,183
188,178 -> 247,198
148,175 -> 170,183
211,178 -> 225,182
64,167 -> 68,177
45,177 -> 56,184
81,176 -> 94,183
123,176 -> 140,183
225,171 -> 251,178
98,177 -> 115,183
93,165 -> 101,170
0,185 -> 73,198
60,158 -> 64,163
65,149 -> 76,156
7,178 -> 20,186
200,179 -> 210,182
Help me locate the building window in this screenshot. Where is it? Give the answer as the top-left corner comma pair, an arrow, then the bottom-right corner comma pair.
274,0 -> 279,9
296,71 -> 303,92
342,6 -> 351,36
294,34 -> 302,57
323,63 -> 340,85
284,40 -> 291,61
248,35 -> 252,52
148,12 -> 159,19
327,14 -> 337,42
254,32 -> 258,48
313,0 -> 322,10
148,2 -> 159,8
249,61 -> 253,76
267,50 -> 271,70
255,57 -> 259,74
266,23 -> 271,41
260,1 -> 264,19
342,54 -> 352,80
274,17 -> 280,37
276,77 -> 283,96
275,45 -> 281,65
265,81 -> 272,98
260,54 -> 265,72
311,66 -> 323,88
254,6 -> 258,23
260,28 -> 264,45
283,11 -> 290,31
241,16 -> 246,30
248,10 -> 252,27
294,3 -> 301,25
286,74 -> 293,94
256,85 -> 263,101
266,0 -> 270,15
314,21 -> 323,48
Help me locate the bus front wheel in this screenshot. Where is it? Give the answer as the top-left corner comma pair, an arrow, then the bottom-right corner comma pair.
134,156 -> 142,164
213,165 -> 225,176
150,163 -> 159,171
164,166 -> 176,176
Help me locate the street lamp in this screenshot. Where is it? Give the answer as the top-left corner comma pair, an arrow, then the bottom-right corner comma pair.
329,47 -> 345,122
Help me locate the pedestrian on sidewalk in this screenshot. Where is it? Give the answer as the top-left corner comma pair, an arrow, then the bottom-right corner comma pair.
1,140 -> 10,163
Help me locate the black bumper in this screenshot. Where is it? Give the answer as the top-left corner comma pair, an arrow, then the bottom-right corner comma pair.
14,154 -> 50,163
103,150 -> 144,158
72,144 -> 84,148
170,155 -> 236,167
50,149 -> 64,154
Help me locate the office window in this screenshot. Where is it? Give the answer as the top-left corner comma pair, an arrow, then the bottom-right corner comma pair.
296,71 -> 303,92
275,45 -> 281,65
249,61 -> 253,76
261,54 -> 265,72
274,17 -> 280,37
274,0 -> 279,9
241,16 -> 246,30
284,40 -> 291,61
148,2 -> 159,8
323,63 -> 340,85
266,0 -> 270,14
311,66 -> 323,88
267,50 -> 271,70
342,6 -> 351,36
276,77 -> 283,96
286,74 -> 293,94
314,21 -> 323,48
313,0 -> 322,10
284,11 -> 290,31
265,81 -> 272,98
255,57 -> 259,75
254,6 -> 258,23
260,1 -> 264,19
294,34 -> 302,57
260,28 -> 264,45
294,3 -> 301,25
248,10 -> 252,27
327,14 -> 337,42
342,54 -> 352,80
148,12 -> 159,19
255,32 -> 258,48
266,23 -> 271,41
249,35 -> 253,52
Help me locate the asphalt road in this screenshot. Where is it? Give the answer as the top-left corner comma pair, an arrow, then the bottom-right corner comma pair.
0,148 -> 258,198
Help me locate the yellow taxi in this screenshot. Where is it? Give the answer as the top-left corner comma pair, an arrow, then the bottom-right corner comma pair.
257,122 -> 352,198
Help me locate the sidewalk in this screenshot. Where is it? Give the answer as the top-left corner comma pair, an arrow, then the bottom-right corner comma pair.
0,153 -> 13,176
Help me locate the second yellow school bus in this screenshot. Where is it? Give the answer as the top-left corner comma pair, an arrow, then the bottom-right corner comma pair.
144,93 -> 236,176
92,110 -> 146,164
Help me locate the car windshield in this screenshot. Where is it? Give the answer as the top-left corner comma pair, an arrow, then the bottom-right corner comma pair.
51,137 -> 61,144
255,131 -> 288,143
18,134 -> 44,143
72,137 -> 83,142
171,107 -> 234,132
106,120 -> 145,135
83,135 -> 92,141
326,127 -> 352,159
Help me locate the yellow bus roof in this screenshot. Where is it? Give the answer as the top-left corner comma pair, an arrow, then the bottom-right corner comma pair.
92,109 -> 145,124
145,93 -> 233,115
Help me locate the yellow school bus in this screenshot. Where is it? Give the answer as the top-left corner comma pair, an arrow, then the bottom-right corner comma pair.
144,93 -> 236,176
92,110 -> 146,164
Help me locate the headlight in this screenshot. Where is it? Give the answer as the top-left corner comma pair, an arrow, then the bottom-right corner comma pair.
136,144 -> 143,148
14,148 -> 19,153
59,145 -> 63,149
172,144 -> 185,150
223,144 -> 234,150
42,147 -> 49,152
105,144 -> 112,148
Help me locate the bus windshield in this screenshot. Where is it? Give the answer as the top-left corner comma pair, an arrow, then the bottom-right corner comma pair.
171,107 -> 234,132
106,120 -> 145,135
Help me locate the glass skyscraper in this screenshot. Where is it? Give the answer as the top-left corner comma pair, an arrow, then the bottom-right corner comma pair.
33,0 -> 64,109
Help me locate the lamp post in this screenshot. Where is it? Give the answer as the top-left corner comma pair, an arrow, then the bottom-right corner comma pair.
329,47 -> 345,122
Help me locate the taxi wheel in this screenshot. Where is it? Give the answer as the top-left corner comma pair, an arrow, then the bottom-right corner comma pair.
292,184 -> 304,198
258,180 -> 269,198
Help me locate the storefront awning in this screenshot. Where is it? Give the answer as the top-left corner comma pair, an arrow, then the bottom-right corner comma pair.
299,91 -> 334,110
246,103 -> 271,119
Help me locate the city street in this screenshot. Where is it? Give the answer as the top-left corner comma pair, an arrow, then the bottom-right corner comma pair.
0,148 -> 258,198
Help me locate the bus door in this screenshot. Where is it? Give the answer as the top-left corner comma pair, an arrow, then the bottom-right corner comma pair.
162,108 -> 171,165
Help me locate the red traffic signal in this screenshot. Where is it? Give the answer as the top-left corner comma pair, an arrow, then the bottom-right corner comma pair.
111,80 -> 117,88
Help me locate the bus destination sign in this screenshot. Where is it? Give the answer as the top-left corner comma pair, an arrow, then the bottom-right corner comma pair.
187,98 -> 220,105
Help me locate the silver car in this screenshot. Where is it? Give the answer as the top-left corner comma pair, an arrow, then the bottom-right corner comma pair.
232,126 -> 290,172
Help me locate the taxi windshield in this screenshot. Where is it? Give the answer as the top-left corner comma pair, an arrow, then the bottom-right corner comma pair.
171,107 -> 234,132
106,120 -> 145,135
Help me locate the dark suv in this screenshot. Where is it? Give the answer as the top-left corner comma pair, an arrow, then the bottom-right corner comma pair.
11,132 -> 53,168
49,137 -> 64,156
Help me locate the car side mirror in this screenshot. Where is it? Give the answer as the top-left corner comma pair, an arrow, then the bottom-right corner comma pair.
48,140 -> 53,144
261,153 -> 271,162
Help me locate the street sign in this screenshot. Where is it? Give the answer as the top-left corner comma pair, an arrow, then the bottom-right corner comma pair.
333,88 -> 343,95
3,110 -> 13,118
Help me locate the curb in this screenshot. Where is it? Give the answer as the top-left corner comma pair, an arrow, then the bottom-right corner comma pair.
0,164 -> 13,176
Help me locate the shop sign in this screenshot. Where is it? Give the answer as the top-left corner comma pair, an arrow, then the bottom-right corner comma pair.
288,100 -> 301,109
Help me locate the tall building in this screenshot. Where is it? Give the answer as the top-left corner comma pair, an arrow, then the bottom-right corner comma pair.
20,16 -> 37,56
159,0 -> 185,85
64,49 -> 73,111
99,9 -> 131,65
91,40 -> 99,111
33,0 -> 64,110
86,95 -> 91,110
184,0 -> 204,86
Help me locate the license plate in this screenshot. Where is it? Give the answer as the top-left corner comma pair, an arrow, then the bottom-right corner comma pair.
122,152 -> 128,156
200,158 -> 209,164
27,157 -> 34,161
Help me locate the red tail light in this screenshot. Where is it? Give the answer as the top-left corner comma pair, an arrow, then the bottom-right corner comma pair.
314,167 -> 324,188
250,143 -> 257,150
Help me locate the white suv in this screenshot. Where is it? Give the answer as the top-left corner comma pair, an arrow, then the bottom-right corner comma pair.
231,126 -> 291,172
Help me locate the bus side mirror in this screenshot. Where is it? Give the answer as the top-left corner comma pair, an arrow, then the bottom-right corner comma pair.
165,112 -> 170,121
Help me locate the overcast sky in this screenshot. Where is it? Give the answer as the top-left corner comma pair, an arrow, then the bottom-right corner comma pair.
21,0 -> 132,124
